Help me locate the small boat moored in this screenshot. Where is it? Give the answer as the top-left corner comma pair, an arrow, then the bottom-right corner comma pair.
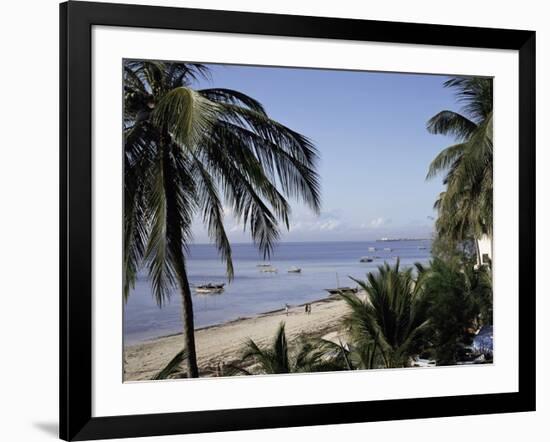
288,267 -> 302,273
260,266 -> 278,273
195,283 -> 225,294
359,256 -> 373,263
324,287 -> 358,295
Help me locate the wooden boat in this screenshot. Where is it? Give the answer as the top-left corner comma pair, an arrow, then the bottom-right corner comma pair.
324,287 -> 358,295
288,267 -> 302,273
260,266 -> 278,273
257,263 -> 272,267
195,283 -> 225,294
359,256 -> 373,263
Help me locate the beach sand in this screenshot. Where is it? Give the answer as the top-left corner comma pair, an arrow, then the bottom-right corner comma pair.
124,295 -> 352,381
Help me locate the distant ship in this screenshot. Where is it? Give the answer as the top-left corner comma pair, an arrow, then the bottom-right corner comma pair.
377,237 -> 430,242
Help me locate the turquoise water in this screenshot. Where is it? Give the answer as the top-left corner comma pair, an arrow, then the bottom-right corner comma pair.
124,240 -> 431,344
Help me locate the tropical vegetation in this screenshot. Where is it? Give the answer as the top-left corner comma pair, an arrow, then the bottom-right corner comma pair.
124,61 -> 321,377
340,261 -> 431,368
125,67 -> 494,379
426,77 -> 493,252
226,322 -> 349,375
227,255 -> 493,375
423,257 -> 492,365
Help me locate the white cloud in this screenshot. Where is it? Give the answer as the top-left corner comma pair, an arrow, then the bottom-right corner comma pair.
361,217 -> 392,229
319,219 -> 341,231
287,210 -> 345,234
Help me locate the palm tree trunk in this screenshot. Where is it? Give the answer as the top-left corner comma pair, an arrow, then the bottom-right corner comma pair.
175,257 -> 199,378
159,133 -> 200,378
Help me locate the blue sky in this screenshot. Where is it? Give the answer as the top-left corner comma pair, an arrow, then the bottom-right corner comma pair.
190,64 -> 461,242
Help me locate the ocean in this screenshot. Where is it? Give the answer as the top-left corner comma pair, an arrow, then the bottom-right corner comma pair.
124,240 -> 432,345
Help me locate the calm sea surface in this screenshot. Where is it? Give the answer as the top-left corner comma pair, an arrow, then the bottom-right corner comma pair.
124,240 -> 432,344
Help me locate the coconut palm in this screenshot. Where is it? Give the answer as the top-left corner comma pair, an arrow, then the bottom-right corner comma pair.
341,261 -> 431,368
423,257 -> 492,365
426,77 -> 493,243
123,61 -> 321,377
231,323 -> 346,375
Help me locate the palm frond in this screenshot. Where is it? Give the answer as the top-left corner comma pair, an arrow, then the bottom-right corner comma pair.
343,263 -> 431,368
153,87 -> 220,149
191,157 -> 234,279
152,348 -> 189,380
427,110 -> 478,140
143,147 -> 195,305
443,77 -> 493,123
426,143 -> 466,180
200,88 -> 268,115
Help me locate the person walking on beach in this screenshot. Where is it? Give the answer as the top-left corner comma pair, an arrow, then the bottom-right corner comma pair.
307,303 -> 312,315
304,304 -> 308,314
285,303 -> 290,316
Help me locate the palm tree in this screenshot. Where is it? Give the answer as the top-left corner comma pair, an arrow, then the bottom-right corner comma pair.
426,77 -> 493,247
423,257 -> 492,365
341,260 -> 431,368
124,61 -> 321,377
231,323 -> 345,375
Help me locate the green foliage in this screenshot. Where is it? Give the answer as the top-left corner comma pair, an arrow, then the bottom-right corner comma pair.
228,258 -> 492,374
152,348 -> 189,380
427,77 -> 493,244
423,258 -> 492,365
123,60 -> 321,377
232,323 -> 347,375
430,234 -> 477,264
152,86 -> 221,149
341,260 -> 432,368
124,60 -> 321,300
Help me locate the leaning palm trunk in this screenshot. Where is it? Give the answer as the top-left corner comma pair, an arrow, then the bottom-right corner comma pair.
162,139 -> 199,378
175,259 -> 199,377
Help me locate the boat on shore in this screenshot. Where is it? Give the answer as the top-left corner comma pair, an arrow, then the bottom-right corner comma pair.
260,266 -> 278,273
324,287 -> 358,295
195,283 -> 225,294
288,267 -> 302,273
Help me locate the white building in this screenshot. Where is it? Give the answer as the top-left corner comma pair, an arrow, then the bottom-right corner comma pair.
476,234 -> 492,267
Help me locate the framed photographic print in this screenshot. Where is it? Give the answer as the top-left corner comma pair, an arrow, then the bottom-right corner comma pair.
60,1 -> 536,440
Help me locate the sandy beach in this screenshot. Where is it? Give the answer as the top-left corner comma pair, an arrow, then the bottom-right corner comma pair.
124,295 -> 352,381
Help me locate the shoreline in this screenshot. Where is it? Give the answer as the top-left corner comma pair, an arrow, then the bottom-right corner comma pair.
124,294 -> 350,381
127,293 -> 340,345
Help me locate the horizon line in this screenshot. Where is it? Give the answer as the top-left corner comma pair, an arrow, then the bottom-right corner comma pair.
188,238 -> 433,246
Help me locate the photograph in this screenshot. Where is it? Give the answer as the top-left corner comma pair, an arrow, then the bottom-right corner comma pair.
122,59 -> 494,381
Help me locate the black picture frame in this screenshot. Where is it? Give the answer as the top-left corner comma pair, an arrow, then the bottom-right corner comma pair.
60,1 -> 536,440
